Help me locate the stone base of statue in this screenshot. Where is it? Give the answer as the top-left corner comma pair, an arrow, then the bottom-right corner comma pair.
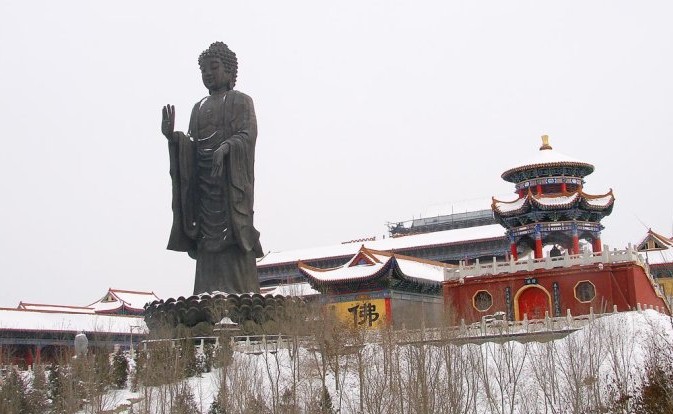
144,293 -> 298,337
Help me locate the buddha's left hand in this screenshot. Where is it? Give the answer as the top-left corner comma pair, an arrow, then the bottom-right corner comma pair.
212,142 -> 230,177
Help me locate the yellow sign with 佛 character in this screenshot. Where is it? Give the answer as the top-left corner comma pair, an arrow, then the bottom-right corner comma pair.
329,298 -> 389,329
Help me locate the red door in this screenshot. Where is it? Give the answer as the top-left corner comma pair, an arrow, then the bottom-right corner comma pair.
517,287 -> 549,320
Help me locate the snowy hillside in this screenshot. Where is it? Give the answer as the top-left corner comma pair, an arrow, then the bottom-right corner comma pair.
82,309 -> 672,413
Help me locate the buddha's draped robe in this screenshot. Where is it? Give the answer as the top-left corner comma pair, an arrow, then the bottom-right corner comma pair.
166,90 -> 262,294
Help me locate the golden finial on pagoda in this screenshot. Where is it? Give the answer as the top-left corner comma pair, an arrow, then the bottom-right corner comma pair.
540,135 -> 553,151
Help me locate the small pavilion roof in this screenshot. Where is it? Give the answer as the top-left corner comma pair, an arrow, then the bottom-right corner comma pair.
492,189 -> 615,217
88,288 -> 159,314
637,229 -> 673,265
299,246 -> 454,289
501,136 -> 594,182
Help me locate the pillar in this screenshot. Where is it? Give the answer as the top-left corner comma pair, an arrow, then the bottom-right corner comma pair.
535,236 -> 543,259
35,346 -> 41,365
518,189 -> 524,198
592,233 -> 602,254
510,242 -> 518,261
508,232 -> 518,261
25,348 -> 33,367
536,184 -> 542,196
561,182 -> 567,193
534,226 -> 543,259
571,236 -> 579,254
571,222 -> 580,254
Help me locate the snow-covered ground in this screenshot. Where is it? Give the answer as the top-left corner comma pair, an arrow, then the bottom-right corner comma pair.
90,309 -> 672,413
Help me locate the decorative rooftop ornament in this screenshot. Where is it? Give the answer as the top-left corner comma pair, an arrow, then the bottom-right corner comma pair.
539,134 -> 553,151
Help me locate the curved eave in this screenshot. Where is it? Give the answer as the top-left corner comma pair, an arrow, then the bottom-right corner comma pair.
94,304 -> 145,315
493,190 -> 613,218
491,195 -> 530,217
501,161 -> 594,183
391,267 -> 442,290
299,259 -> 394,288
579,189 -> 615,212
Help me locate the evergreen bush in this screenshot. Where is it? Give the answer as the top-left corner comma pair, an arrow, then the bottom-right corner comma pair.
111,349 -> 129,389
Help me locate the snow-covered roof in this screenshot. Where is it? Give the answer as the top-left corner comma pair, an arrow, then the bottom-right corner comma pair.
582,193 -> 616,208
637,229 -> 673,265
501,137 -> 594,180
17,303 -> 95,314
260,282 -> 321,297
88,288 -> 159,313
645,250 -> 673,266
300,258 -> 392,282
258,224 -> 506,267
533,193 -> 580,208
393,253 -> 450,282
0,308 -> 147,334
299,247 -> 451,285
492,190 -> 614,216
492,197 -> 528,214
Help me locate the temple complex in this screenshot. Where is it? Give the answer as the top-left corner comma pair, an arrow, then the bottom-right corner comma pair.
258,136 -> 670,328
444,137 -> 668,323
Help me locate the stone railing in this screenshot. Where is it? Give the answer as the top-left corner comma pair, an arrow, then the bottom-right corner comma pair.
444,244 -> 646,281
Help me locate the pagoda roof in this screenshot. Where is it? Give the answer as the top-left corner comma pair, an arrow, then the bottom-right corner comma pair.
637,229 -> 673,265
87,288 -> 159,314
492,189 -> 615,217
257,223 -> 506,268
298,246 -> 453,291
501,136 -> 594,182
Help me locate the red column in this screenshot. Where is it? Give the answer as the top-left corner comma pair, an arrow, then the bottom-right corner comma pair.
35,346 -> 41,365
384,298 -> 393,325
561,183 -> 567,193
536,184 -> 542,196
518,189 -> 524,198
572,235 -> 580,254
535,237 -> 543,259
510,242 -> 518,261
25,349 -> 33,367
593,237 -> 602,253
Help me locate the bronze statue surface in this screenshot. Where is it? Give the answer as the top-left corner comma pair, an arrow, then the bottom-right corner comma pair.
161,42 -> 262,294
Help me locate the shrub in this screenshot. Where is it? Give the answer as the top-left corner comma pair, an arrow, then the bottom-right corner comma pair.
111,349 -> 129,389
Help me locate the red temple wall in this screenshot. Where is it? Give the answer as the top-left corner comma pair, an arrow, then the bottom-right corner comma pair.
443,262 -> 669,324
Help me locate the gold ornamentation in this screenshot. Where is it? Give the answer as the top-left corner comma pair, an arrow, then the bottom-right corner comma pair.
540,134 -> 553,150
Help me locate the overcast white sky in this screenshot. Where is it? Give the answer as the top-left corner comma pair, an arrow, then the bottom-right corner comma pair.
1,1 -> 671,307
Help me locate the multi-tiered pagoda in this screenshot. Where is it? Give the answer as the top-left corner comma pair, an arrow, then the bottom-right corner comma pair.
492,136 -> 615,260
443,136 -> 668,323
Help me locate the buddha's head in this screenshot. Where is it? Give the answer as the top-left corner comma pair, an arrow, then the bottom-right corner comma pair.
198,42 -> 238,93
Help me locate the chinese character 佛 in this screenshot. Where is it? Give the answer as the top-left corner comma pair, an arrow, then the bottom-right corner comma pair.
347,302 -> 380,327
